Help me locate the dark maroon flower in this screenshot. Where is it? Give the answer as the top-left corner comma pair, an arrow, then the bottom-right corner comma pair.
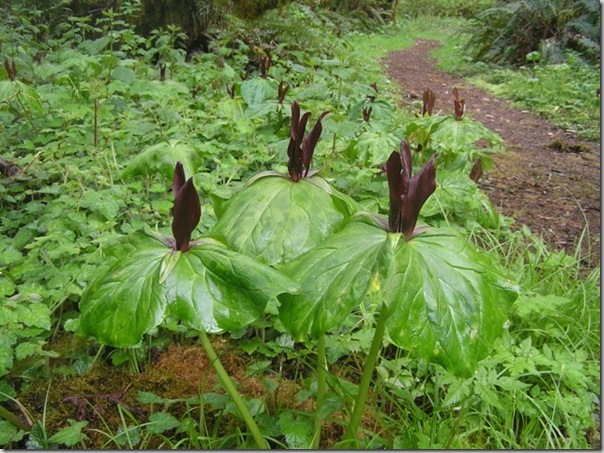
4,57 -> 16,81
278,81 -> 289,104
453,87 -> 465,120
171,162 -> 201,252
386,140 -> 437,240
287,101 -> 329,182
469,157 -> 483,183
421,88 -> 436,116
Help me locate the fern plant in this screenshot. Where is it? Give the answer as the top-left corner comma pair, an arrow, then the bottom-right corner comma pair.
467,0 -> 600,65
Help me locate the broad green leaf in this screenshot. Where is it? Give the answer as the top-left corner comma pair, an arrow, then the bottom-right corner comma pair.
16,82 -> 43,114
146,412 -> 180,434
241,78 -> 276,105
79,237 -> 170,348
350,130 -> 400,166
212,176 -> 351,266
430,117 -> 503,153
245,100 -> 281,118
121,140 -> 201,180
0,80 -> 17,103
348,99 -> 395,122
422,171 -> 502,229
79,231 -> 297,346
80,36 -> 111,54
278,217 -> 391,339
383,228 -> 518,377
279,411 -> 313,449
48,420 -> 88,447
112,65 -> 136,84
0,420 -> 24,445
80,189 -> 125,221
278,216 -> 516,376
166,239 -> 298,333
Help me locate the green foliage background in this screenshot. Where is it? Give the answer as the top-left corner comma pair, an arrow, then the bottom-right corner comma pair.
0,0 -> 599,449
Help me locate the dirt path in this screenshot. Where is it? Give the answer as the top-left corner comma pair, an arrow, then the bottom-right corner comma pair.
383,39 -> 600,267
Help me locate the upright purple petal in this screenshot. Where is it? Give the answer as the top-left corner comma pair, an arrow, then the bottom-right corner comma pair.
287,100 -> 312,182
422,89 -> 436,116
171,162 -> 201,252
401,154 -> 436,240
386,140 -> 437,240
301,111 -> 329,177
386,150 -> 403,233
173,161 -> 186,195
453,88 -> 465,120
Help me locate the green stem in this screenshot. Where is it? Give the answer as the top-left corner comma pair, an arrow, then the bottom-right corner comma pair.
342,304 -> 389,446
198,331 -> 269,449
312,335 -> 327,449
0,404 -> 28,431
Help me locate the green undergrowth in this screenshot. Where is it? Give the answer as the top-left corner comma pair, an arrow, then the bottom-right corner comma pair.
465,57 -> 600,141
0,3 -> 600,449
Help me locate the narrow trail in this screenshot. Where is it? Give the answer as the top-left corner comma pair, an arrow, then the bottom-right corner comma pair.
383,39 -> 601,267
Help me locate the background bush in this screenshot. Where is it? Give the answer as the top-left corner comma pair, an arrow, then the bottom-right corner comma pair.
466,0 -> 601,65
399,0 -> 497,18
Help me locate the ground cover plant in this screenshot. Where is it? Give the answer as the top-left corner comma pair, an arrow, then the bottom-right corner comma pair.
0,1 -> 600,449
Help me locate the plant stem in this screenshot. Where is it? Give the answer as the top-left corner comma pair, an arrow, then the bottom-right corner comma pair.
198,331 -> 269,449
312,334 -> 327,449
0,404 -> 29,431
342,303 -> 388,445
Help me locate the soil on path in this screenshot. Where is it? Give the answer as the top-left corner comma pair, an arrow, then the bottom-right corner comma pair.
383,39 -> 601,268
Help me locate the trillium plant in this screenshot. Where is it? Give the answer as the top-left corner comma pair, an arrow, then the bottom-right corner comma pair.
276,139 -> 518,446
78,130 -> 517,448
212,100 -> 357,266
79,162 -> 298,449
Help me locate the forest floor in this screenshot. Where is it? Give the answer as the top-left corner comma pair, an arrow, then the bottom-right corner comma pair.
383,39 -> 601,268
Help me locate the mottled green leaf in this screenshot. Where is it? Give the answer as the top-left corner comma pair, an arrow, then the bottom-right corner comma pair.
166,238 -> 298,333
79,231 -> 297,346
383,228 -> 518,377
146,412 -> 180,434
430,117 -> 503,153
78,236 -> 169,348
212,176 -> 351,266
279,411 -> 313,449
121,140 -> 201,180
241,78 -> 276,106
351,130 -> 400,166
48,420 -> 88,447
278,216 -> 391,339
0,420 -> 25,445
422,171 -> 501,229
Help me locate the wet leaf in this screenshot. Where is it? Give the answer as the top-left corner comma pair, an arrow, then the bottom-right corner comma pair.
278,216 -> 391,340
212,176 -> 351,266
166,238 -> 298,333
79,233 -> 297,345
78,236 -> 170,348
383,228 -> 518,377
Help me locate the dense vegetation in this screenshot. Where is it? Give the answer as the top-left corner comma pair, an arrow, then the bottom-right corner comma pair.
0,0 -> 600,449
